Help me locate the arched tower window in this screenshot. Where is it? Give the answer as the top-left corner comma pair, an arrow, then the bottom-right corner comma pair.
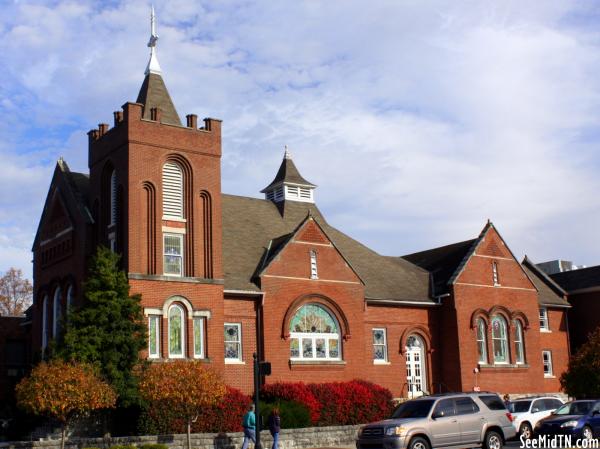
52,287 -> 62,338
66,284 -> 74,310
41,294 -> 48,351
514,320 -> 525,364
168,304 -> 185,358
491,315 -> 509,364
289,304 -> 340,360
162,162 -> 184,219
110,170 -> 117,226
476,318 -> 487,363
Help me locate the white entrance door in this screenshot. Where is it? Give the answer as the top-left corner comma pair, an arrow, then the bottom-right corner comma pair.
405,335 -> 426,398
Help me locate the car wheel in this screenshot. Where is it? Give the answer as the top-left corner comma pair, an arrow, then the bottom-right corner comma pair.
408,436 -> 430,449
583,426 -> 593,440
520,423 -> 533,440
483,430 -> 503,449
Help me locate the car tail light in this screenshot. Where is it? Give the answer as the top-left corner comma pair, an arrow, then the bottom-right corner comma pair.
506,412 -> 514,422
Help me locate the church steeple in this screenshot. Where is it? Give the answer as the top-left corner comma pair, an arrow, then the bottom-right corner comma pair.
261,146 -> 316,203
135,6 -> 182,126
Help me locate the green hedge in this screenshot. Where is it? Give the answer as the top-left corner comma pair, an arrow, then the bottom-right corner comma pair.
259,400 -> 311,429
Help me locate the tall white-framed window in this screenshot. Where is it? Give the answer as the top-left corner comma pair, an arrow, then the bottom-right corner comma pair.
109,170 -> 117,226
163,234 -> 183,276
542,350 -> 553,377
168,304 -> 185,358
148,315 -> 161,359
52,287 -> 61,338
310,250 -> 318,280
162,162 -> 183,219
539,308 -> 549,331
224,323 -> 242,362
372,328 -> 388,363
193,317 -> 205,359
492,261 -> 500,286
41,294 -> 48,351
66,285 -> 74,310
514,320 -> 525,364
476,318 -> 488,364
491,315 -> 509,364
289,303 -> 341,361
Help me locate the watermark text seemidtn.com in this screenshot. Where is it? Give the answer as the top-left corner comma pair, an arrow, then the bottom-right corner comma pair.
520,434 -> 600,449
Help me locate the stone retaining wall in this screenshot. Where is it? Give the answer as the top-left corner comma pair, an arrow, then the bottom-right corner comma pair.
1,425 -> 361,449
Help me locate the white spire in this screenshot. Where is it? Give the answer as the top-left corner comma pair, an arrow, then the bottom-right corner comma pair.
145,5 -> 162,75
284,145 -> 292,159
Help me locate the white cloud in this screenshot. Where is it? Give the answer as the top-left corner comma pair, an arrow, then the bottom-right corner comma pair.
1,0 -> 599,280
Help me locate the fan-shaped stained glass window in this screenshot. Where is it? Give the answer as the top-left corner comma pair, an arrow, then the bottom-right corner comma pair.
289,303 -> 341,361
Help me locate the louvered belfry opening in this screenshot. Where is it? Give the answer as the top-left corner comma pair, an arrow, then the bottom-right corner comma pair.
162,162 -> 184,219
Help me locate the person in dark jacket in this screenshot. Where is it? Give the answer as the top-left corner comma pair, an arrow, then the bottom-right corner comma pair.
267,407 -> 281,449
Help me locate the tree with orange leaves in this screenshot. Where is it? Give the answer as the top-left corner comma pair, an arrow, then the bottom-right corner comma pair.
15,360 -> 116,449
139,360 -> 226,449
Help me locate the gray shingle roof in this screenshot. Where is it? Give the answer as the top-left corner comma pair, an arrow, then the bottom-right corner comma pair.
222,194 -> 432,302
260,156 -> 316,192
551,265 -> 600,293
136,73 -> 182,126
522,257 -> 570,307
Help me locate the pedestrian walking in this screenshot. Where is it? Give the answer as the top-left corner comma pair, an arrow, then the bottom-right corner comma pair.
268,407 -> 281,449
241,404 -> 256,449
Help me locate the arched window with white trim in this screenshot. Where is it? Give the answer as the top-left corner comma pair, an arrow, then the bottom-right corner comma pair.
514,320 -> 525,364
289,303 -> 340,360
66,284 -> 74,310
162,162 -> 184,219
52,287 -> 61,338
168,304 -> 185,358
491,315 -> 509,364
476,318 -> 487,364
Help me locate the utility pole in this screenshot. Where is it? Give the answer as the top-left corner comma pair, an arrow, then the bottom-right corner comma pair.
253,353 -> 261,449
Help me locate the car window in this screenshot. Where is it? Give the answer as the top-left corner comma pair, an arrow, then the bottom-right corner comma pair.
544,399 -> 562,410
509,401 -> 532,413
479,395 -> 506,411
593,402 -> 600,413
555,401 -> 594,415
456,397 -> 480,415
532,399 -> 545,412
433,398 -> 456,418
392,399 -> 436,419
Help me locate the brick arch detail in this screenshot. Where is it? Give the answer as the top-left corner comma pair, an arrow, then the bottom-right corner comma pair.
163,295 -> 194,318
281,294 -> 350,341
399,326 -> 433,355
488,305 -> 512,322
511,311 -> 530,330
470,309 -> 490,329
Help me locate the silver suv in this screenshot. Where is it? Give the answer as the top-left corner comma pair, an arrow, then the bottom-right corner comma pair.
356,393 -> 516,449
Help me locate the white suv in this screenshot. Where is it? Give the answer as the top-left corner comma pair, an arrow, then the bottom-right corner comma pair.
508,397 -> 564,439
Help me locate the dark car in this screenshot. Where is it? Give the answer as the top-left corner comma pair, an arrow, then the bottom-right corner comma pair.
534,400 -> 600,440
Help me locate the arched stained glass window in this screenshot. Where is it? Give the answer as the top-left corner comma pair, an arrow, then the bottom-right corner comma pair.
289,304 -> 340,360
41,295 -> 48,351
491,315 -> 509,364
476,318 -> 487,363
168,304 -> 185,358
53,287 -> 61,338
514,320 -> 525,364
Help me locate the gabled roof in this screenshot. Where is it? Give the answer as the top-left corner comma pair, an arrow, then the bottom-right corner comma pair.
522,257 -> 570,307
32,159 -> 92,249
551,265 -> 600,293
401,239 -> 476,296
136,73 -> 182,126
222,194 -> 432,303
260,154 -> 316,192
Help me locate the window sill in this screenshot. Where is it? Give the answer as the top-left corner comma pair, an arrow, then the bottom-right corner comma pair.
374,360 -> 391,365
225,359 -> 245,365
540,329 -> 552,333
163,216 -> 187,223
289,360 -> 346,366
479,363 -> 530,369
129,273 -> 224,285
544,375 -> 556,379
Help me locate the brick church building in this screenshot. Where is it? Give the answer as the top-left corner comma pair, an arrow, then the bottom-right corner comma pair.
30,16 -> 571,399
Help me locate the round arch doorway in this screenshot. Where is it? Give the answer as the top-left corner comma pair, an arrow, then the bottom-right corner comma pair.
405,334 -> 427,398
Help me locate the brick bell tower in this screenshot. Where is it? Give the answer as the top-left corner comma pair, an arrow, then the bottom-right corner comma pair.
87,7 -> 225,363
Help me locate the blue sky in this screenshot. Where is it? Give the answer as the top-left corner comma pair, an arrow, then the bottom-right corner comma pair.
1,0 -> 600,279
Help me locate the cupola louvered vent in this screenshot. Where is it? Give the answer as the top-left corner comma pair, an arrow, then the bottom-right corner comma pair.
162,162 -> 183,218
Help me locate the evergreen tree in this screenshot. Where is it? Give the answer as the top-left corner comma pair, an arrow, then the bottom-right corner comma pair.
57,246 -> 147,407
560,327 -> 600,399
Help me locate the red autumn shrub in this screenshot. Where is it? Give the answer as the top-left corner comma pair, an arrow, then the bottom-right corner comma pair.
261,382 -> 321,424
139,386 -> 251,433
